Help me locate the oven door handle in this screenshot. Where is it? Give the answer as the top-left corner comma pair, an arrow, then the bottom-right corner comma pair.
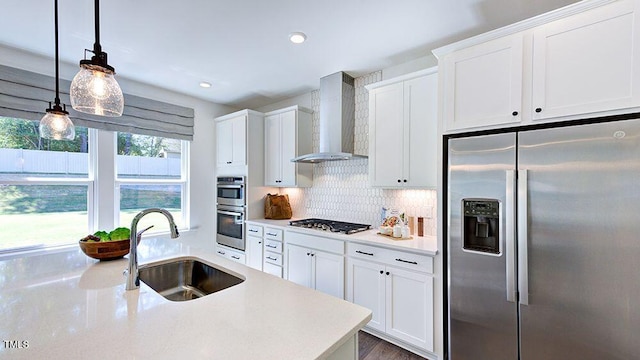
217,184 -> 244,189
217,210 -> 244,217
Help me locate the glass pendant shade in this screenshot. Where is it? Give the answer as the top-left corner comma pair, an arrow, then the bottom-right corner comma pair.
40,109 -> 75,140
70,65 -> 124,117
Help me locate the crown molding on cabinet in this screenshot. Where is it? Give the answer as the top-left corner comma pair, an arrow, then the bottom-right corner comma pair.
432,0 -> 617,59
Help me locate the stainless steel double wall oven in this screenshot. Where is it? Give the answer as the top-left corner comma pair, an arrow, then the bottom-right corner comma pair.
216,176 -> 245,251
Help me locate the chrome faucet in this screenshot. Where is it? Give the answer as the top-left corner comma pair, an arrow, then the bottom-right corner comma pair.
125,208 -> 180,290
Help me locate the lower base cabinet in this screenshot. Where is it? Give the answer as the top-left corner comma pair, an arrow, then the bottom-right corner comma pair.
245,235 -> 263,270
347,250 -> 434,353
286,243 -> 345,299
215,244 -> 246,264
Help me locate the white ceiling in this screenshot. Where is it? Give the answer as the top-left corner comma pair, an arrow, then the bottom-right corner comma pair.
3,0 -> 578,109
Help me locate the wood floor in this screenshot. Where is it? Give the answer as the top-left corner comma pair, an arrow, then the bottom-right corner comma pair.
358,331 -> 426,360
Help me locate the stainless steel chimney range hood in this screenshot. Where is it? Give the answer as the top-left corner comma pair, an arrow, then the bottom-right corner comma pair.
291,72 -> 367,163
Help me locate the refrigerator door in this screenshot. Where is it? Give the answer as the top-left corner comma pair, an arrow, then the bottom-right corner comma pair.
448,133 -> 518,360
518,118 -> 640,360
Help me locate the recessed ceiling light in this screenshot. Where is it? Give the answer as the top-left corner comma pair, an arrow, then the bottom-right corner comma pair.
289,32 -> 307,44
199,82 -> 212,88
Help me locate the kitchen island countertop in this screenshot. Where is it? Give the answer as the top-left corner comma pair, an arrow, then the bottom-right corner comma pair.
0,237 -> 371,359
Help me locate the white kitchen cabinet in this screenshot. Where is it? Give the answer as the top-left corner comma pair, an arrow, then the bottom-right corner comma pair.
346,243 -> 434,353
215,244 -> 246,264
246,224 -> 263,271
284,231 -> 345,299
264,106 -> 313,187
286,244 -> 345,299
441,34 -> 523,131
367,68 -> 438,188
216,114 -> 246,168
263,227 -> 284,278
436,0 -> 640,133
531,0 -> 640,121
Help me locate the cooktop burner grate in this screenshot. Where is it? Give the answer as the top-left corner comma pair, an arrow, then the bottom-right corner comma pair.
289,218 -> 371,235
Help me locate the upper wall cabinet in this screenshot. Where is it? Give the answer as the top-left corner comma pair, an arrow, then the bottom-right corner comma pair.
366,68 -> 438,188
441,34 -> 524,131
436,0 -> 640,134
215,109 -> 264,177
264,106 -> 313,187
216,114 -> 246,168
531,0 -> 640,121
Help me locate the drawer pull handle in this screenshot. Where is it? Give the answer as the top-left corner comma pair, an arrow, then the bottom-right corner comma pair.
217,251 -> 225,255
395,258 -> 418,265
266,244 -> 277,248
267,232 -> 278,236
356,250 -> 374,256
249,229 -> 258,232
266,256 -> 277,261
231,256 -> 240,260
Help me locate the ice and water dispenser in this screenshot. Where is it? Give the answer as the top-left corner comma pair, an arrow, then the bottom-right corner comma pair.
462,199 -> 500,254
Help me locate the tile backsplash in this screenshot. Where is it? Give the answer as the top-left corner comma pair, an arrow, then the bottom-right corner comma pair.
281,71 -> 437,236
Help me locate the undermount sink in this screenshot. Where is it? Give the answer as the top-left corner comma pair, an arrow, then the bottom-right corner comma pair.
138,257 -> 244,301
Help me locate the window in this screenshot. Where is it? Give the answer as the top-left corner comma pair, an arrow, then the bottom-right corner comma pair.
115,132 -> 188,234
0,117 -> 92,252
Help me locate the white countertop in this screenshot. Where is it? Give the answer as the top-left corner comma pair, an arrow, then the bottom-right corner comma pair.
0,238 -> 371,359
246,219 -> 438,256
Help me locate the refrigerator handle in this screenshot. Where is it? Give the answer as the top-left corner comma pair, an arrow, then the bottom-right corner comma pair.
518,169 -> 530,305
505,170 -> 517,303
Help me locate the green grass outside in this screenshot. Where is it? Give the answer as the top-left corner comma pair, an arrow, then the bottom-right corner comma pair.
0,209 -> 183,251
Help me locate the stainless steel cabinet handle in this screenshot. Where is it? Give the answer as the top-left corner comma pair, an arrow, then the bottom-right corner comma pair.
505,170 -> 517,303
395,258 -> 417,265
231,255 -> 240,260
266,232 -> 277,236
266,256 -> 277,261
266,244 -> 277,248
248,229 -> 258,232
356,250 -> 374,256
217,251 -> 225,255
518,169 -> 529,306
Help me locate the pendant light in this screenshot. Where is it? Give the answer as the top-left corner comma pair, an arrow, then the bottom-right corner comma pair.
70,0 -> 124,117
40,0 -> 75,141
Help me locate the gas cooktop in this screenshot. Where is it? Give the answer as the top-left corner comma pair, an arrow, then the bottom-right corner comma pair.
289,218 -> 371,235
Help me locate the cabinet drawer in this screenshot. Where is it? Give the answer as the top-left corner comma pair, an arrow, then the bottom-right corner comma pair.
247,224 -> 263,237
264,227 -> 283,241
264,239 -> 283,253
285,230 -> 345,254
347,242 -> 433,274
263,262 -> 283,278
264,251 -> 283,266
216,246 -> 246,264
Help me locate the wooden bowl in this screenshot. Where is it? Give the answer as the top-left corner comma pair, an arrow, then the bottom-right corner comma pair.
79,239 -> 130,261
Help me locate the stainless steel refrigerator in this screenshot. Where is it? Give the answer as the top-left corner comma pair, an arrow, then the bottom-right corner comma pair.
447,118 -> 640,360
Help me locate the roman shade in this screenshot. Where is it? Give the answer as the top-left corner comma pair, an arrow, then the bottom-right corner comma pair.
0,64 -> 194,140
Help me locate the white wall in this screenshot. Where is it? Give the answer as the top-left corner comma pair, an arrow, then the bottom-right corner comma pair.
0,44 -> 236,251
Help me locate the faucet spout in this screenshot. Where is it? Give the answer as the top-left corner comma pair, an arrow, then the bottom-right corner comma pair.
125,208 -> 180,291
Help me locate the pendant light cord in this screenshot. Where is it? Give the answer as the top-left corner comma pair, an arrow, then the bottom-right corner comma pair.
54,0 -> 61,107
93,0 -> 102,55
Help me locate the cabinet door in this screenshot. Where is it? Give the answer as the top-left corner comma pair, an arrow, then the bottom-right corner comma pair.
286,244 -> 312,289
369,82 -> 404,187
385,266 -> 433,352
532,0 -> 640,120
230,115 -> 247,166
442,34 -> 523,132
347,258 -> 385,332
279,110 -> 297,187
404,74 -> 437,188
264,114 -> 281,186
313,250 -> 344,299
246,235 -> 263,271
216,119 -> 233,166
